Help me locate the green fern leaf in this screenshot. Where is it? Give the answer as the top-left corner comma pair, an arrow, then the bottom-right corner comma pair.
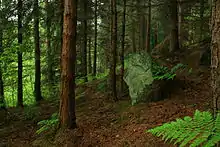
204,135 -> 220,147
147,110 -> 220,147
190,133 -> 209,147
179,131 -> 200,147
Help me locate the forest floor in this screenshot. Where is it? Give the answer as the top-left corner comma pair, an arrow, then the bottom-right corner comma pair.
0,67 -> 211,147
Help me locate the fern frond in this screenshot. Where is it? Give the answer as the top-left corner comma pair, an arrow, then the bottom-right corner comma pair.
147,110 -> 220,147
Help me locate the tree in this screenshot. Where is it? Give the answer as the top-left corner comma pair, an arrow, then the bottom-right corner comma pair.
110,0 -> 118,101
120,0 -> 126,93
34,0 -> 42,102
200,0 -> 204,40
132,19 -> 136,52
211,0 -> 220,117
146,0 -> 151,52
59,0 -> 77,129
178,0 -> 182,48
170,0 -> 179,52
17,0 -> 23,107
154,22 -> 158,48
93,0 -> 97,77
0,20 -> 5,109
82,0 -> 88,82
88,37 -> 92,74
45,0 -> 54,89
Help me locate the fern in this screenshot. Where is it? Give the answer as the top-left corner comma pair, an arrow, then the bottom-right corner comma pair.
36,112 -> 59,135
147,110 -> 220,147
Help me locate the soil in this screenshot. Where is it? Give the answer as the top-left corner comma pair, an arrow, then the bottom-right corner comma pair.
0,69 -> 211,147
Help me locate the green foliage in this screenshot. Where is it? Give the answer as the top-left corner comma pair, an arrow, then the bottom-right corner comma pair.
152,63 -> 185,80
36,113 -> 59,135
147,110 -> 220,147
97,80 -> 107,92
76,71 -> 109,85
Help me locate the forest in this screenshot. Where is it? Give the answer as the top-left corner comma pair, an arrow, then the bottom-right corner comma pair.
0,0 -> 220,146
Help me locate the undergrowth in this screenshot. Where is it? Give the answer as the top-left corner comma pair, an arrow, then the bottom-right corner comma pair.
147,110 -> 220,147
36,113 -> 59,135
152,62 -> 185,80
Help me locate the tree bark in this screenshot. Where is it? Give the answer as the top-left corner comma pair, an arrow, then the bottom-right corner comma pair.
178,0 -> 182,48
17,0 -> 23,107
88,37 -> 92,74
93,0 -> 97,77
120,0 -> 126,93
45,0 -> 54,88
211,0 -> 220,117
200,0 -> 204,40
154,22 -> 159,48
146,0 -> 151,52
0,25 -> 5,109
170,0 -> 179,52
59,0 -> 77,129
141,16 -> 146,51
60,0 -> 64,52
34,0 -> 42,102
110,0 -> 118,101
132,20 -> 136,52
82,0 -> 88,82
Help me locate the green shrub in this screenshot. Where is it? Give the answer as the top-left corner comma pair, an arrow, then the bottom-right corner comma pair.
36,113 -> 59,135
152,62 -> 185,80
147,110 -> 220,147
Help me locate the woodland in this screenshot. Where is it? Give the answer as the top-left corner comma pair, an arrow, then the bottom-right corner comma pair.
0,0 -> 220,146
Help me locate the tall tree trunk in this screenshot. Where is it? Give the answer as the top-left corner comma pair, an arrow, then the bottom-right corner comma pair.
200,0 -> 204,40
34,0 -> 42,102
45,0 -> 53,88
88,37 -> 92,74
170,0 -> 179,52
0,27 -> 5,109
154,22 -> 158,48
132,20 -> 136,52
60,0 -> 64,52
178,0 -> 182,48
83,0 -> 88,82
17,0 -> 23,107
93,0 -> 97,77
136,0 -> 141,51
141,16 -> 146,51
146,0 -> 151,52
211,0 -> 220,117
59,0 -> 77,129
110,0 -> 117,101
120,0 -> 126,93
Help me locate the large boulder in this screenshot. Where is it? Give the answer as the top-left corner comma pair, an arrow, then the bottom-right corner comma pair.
124,52 -> 184,105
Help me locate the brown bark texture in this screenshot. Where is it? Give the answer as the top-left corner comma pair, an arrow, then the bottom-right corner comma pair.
34,0 -> 42,102
146,0 -> 151,52
17,0 -> 23,107
110,0 -> 117,101
120,0 -> 126,93
211,0 -> 220,117
59,0 -> 77,129
0,26 -> 5,108
83,0 -> 88,82
170,0 -> 179,52
46,0 -> 54,87
93,0 -> 97,77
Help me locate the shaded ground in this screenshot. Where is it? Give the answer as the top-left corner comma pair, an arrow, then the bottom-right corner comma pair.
0,69 -> 211,147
